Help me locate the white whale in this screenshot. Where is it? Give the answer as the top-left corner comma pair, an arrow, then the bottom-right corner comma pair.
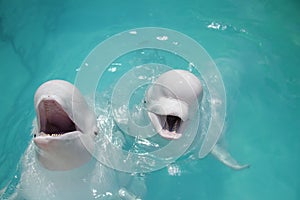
5,80 -> 144,199
33,80 -> 98,170
145,70 -> 249,170
145,69 -> 202,140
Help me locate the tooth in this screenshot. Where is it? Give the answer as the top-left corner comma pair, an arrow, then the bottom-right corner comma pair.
171,119 -> 179,132
40,132 -> 47,136
173,120 -> 178,132
165,120 -> 169,131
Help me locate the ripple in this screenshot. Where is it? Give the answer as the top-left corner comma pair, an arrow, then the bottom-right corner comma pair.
207,21 -> 248,34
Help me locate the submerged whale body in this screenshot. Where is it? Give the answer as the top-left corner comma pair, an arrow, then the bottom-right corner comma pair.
145,70 -> 249,170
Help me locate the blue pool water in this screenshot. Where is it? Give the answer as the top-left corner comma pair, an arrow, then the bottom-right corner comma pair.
0,0 -> 299,199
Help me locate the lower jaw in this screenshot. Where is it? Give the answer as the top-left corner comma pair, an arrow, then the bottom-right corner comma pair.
38,132 -> 65,137
159,130 -> 182,140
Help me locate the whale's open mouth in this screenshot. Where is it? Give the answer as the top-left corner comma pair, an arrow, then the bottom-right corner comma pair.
161,115 -> 182,133
37,99 -> 77,137
148,112 -> 184,140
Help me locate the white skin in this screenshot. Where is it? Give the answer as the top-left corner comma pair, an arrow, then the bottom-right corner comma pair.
145,69 -> 203,140
34,73 -> 247,173
145,70 -> 249,170
33,80 -> 98,171
11,80 -> 144,199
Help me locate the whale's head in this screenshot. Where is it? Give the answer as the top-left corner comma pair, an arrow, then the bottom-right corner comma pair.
33,80 -> 98,170
145,70 -> 203,139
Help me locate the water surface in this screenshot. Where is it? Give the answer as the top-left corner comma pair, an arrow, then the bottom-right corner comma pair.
0,0 -> 299,199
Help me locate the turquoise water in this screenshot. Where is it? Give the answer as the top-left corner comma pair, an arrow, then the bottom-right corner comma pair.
0,0 -> 300,199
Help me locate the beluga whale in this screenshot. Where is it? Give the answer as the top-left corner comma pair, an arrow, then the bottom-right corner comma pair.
6,79 -> 144,200
145,69 -> 202,140
33,80 -> 98,170
145,70 -> 249,170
